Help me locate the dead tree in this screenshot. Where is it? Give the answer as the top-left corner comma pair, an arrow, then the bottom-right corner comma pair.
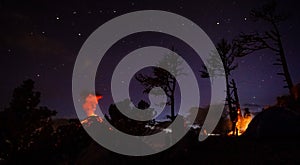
230,79 -> 241,136
235,1 -> 293,95
201,39 -> 243,134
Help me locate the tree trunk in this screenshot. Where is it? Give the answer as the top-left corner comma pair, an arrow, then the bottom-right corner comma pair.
272,22 -> 294,95
170,94 -> 175,121
169,77 -> 176,121
225,73 -> 237,135
278,39 -> 294,95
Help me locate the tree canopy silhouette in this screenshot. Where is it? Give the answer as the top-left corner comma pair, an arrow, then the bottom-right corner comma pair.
136,47 -> 184,121
0,79 -> 56,162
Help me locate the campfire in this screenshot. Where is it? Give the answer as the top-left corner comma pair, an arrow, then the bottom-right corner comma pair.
228,108 -> 252,136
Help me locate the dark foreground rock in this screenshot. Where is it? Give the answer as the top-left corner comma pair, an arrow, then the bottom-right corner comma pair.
244,107 -> 300,138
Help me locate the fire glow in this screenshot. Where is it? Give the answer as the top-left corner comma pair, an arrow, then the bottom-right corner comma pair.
228,109 -> 252,136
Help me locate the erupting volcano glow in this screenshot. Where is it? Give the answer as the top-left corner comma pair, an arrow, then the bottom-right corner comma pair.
82,94 -> 103,117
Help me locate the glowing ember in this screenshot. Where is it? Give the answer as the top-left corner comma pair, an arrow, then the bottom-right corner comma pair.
81,115 -> 103,125
82,94 -> 103,117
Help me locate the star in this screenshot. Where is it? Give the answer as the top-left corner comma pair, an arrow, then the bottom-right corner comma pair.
216,22 -> 220,25
56,16 -> 60,20
225,18 -> 231,23
7,49 -> 12,56
78,33 -> 82,36
244,17 -> 247,21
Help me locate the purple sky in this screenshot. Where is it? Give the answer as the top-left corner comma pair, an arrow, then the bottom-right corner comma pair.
1,0 -> 299,118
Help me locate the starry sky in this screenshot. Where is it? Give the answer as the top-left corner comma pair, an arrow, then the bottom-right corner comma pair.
1,0 -> 299,119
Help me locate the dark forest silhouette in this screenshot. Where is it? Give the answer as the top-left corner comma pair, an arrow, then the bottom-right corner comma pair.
0,79 -> 299,164
0,79 -> 92,164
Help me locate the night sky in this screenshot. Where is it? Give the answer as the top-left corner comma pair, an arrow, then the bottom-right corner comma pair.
1,0 -> 299,119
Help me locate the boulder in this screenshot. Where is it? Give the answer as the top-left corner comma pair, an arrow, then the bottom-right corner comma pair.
244,107 -> 300,138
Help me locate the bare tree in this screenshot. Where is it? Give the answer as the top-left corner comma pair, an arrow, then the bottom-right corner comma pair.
236,1 -> 293,95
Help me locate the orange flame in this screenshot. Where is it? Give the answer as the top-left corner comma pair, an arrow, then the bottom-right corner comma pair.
82,94 -> 103,117
228,108 -> 252,136
236,114 -> 252,136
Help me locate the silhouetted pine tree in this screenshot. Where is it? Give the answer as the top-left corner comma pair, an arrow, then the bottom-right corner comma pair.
0,79 -> 56,163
